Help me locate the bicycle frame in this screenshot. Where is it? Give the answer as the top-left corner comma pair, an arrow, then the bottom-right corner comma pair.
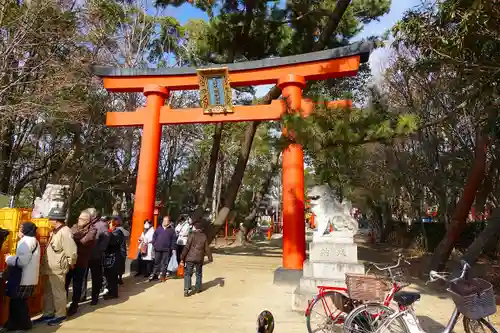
305,281 -> 404,323
305,286 -> 349,323
376,304 -> 461,333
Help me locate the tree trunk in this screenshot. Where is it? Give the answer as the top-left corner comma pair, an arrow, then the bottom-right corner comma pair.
237,224 -> 249,244
461,208 -> 500,265
379,202 -> 393,242
207,121 -> 260,241
193,123 -> 223,221
162,140 -> 176,199
65,173 -> 79,226
241,150 -> 281,231
474,158 -> 499,218
125,191 -> 133,223
215,157 -> 224,216
52,125 -> 82,184
0,121 -> 14,194
211,157 -> 219,219
112,192 -> 123,216
313,0 -> 352,51
429,135 -> 489,271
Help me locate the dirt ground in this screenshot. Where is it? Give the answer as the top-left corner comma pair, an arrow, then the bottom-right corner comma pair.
30,240 -> 499,333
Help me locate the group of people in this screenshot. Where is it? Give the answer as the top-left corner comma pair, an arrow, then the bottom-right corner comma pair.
2,209 -> 214,332
2,207 -> 129,331
134,215 -> 213,297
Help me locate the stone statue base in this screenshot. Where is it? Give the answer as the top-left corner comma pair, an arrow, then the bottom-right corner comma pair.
292,231 -> 365,311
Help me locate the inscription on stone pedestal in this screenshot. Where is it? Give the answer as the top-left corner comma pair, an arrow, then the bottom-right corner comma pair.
310,242 -> 358,263
336,248 -> 347,257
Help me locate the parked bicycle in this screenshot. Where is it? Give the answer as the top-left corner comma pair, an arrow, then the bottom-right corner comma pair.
343,260 -> 498,333
306,254 -> 410,333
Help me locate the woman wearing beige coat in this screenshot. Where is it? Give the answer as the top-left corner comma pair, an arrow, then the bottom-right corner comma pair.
33,207 -> 77,327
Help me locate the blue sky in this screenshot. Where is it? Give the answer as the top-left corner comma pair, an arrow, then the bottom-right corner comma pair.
161,0 -> 421,29
155,0 -> 422,96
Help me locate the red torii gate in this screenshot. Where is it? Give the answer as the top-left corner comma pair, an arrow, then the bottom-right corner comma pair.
92,41 -> 372,273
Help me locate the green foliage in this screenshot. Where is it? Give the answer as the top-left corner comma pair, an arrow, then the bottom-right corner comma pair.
392,0 -> 500,127
283,89 -> 419,190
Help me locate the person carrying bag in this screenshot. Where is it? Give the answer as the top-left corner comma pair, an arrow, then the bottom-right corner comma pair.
3,222 -> 41,331
167,250 -> 178,274
5,243 -> 38,297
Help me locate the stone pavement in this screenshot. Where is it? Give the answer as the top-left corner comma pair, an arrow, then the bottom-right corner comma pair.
30,241 -> 499,333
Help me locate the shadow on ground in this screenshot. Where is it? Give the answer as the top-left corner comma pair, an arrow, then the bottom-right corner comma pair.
418,316 -> 447,332
31,273 -> 160,333
203,277 -> 225,290
212,238 -> 283,258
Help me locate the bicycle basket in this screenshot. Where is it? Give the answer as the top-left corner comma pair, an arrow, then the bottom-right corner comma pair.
448,278 -> 496,320
345,274 -> 390,302
391,267 -> 410,288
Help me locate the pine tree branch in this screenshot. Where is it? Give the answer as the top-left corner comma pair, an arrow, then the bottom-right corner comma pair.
321,113 -> 455,149
313,0 -> 352,51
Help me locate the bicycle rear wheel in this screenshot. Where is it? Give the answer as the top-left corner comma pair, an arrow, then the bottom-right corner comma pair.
343,303 -> 407,333
306,291 -> 351,333
464,317 -> 498,333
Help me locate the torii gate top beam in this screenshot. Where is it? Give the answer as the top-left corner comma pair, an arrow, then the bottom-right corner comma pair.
91,42 -> 372,92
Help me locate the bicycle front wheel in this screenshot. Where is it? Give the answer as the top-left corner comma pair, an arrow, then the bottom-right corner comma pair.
306,291 -> 349,333
464,317 -> 498,333
343,303 -> 407,333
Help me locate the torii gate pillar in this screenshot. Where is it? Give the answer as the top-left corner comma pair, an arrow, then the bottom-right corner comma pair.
278,75 -> 306,271
129,85 -> 168,258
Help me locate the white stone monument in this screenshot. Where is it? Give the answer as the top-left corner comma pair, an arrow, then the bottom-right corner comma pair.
32,184 -> 69,218
292,184 -> 365,311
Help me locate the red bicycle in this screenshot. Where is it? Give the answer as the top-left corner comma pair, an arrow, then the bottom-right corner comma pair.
305,254 -> 410,333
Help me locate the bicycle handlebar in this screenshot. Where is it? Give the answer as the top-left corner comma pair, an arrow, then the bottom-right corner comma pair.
371,253 -> 410,271
427,260 -> 471,284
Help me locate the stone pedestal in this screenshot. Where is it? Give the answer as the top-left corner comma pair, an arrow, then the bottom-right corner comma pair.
292,232 -> 364,312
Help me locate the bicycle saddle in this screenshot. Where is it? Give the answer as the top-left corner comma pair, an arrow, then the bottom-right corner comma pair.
393,291 -> 421,306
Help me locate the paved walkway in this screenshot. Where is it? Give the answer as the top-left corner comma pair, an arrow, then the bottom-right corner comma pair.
31,241 -> 499,333
32,243 -> 304,333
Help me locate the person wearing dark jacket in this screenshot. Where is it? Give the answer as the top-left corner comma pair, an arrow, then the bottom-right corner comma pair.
180,220 -> 213,297
65,209 -> 97,316
102,220 -> 125,299
113,216 -> 129,285
150,216 -> 176,281
88,214 -> 110,305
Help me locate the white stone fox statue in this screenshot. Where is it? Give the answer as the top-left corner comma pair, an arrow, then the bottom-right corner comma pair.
32,184 -> 69,218
308,184 -> 358,239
